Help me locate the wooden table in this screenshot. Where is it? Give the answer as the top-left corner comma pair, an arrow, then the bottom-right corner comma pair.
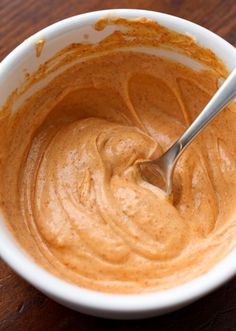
1,1 -> 236,330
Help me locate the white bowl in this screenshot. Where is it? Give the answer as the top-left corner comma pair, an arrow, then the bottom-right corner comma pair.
0,9 -> 236,319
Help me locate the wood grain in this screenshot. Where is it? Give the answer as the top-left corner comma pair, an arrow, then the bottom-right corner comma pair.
1,0 -> 236,330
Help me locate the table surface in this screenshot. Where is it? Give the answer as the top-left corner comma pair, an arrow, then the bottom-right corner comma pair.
1,0 -> 236,330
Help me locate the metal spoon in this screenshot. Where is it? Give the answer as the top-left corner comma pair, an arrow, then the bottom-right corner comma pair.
139,67 -> 236,197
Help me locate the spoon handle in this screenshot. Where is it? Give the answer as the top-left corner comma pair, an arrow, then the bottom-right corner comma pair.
141,67 -> 236,196
178,67 -> 236,151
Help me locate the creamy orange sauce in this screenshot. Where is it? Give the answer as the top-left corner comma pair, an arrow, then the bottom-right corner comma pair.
35,39 -> 45,57
1,18 -> 236,294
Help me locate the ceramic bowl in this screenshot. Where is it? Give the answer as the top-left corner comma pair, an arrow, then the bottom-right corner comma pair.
0,9 -> 236,319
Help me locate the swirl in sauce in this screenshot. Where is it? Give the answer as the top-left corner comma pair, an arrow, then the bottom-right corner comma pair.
1,18 -> 236,293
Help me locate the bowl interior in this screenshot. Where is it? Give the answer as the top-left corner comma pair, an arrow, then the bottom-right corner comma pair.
0,9 -> 236,319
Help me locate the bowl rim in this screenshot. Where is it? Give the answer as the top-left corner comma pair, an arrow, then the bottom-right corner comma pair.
0,8 -> 236,315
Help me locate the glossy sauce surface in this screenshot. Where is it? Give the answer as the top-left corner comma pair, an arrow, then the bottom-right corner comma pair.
1,19 -> 236,293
